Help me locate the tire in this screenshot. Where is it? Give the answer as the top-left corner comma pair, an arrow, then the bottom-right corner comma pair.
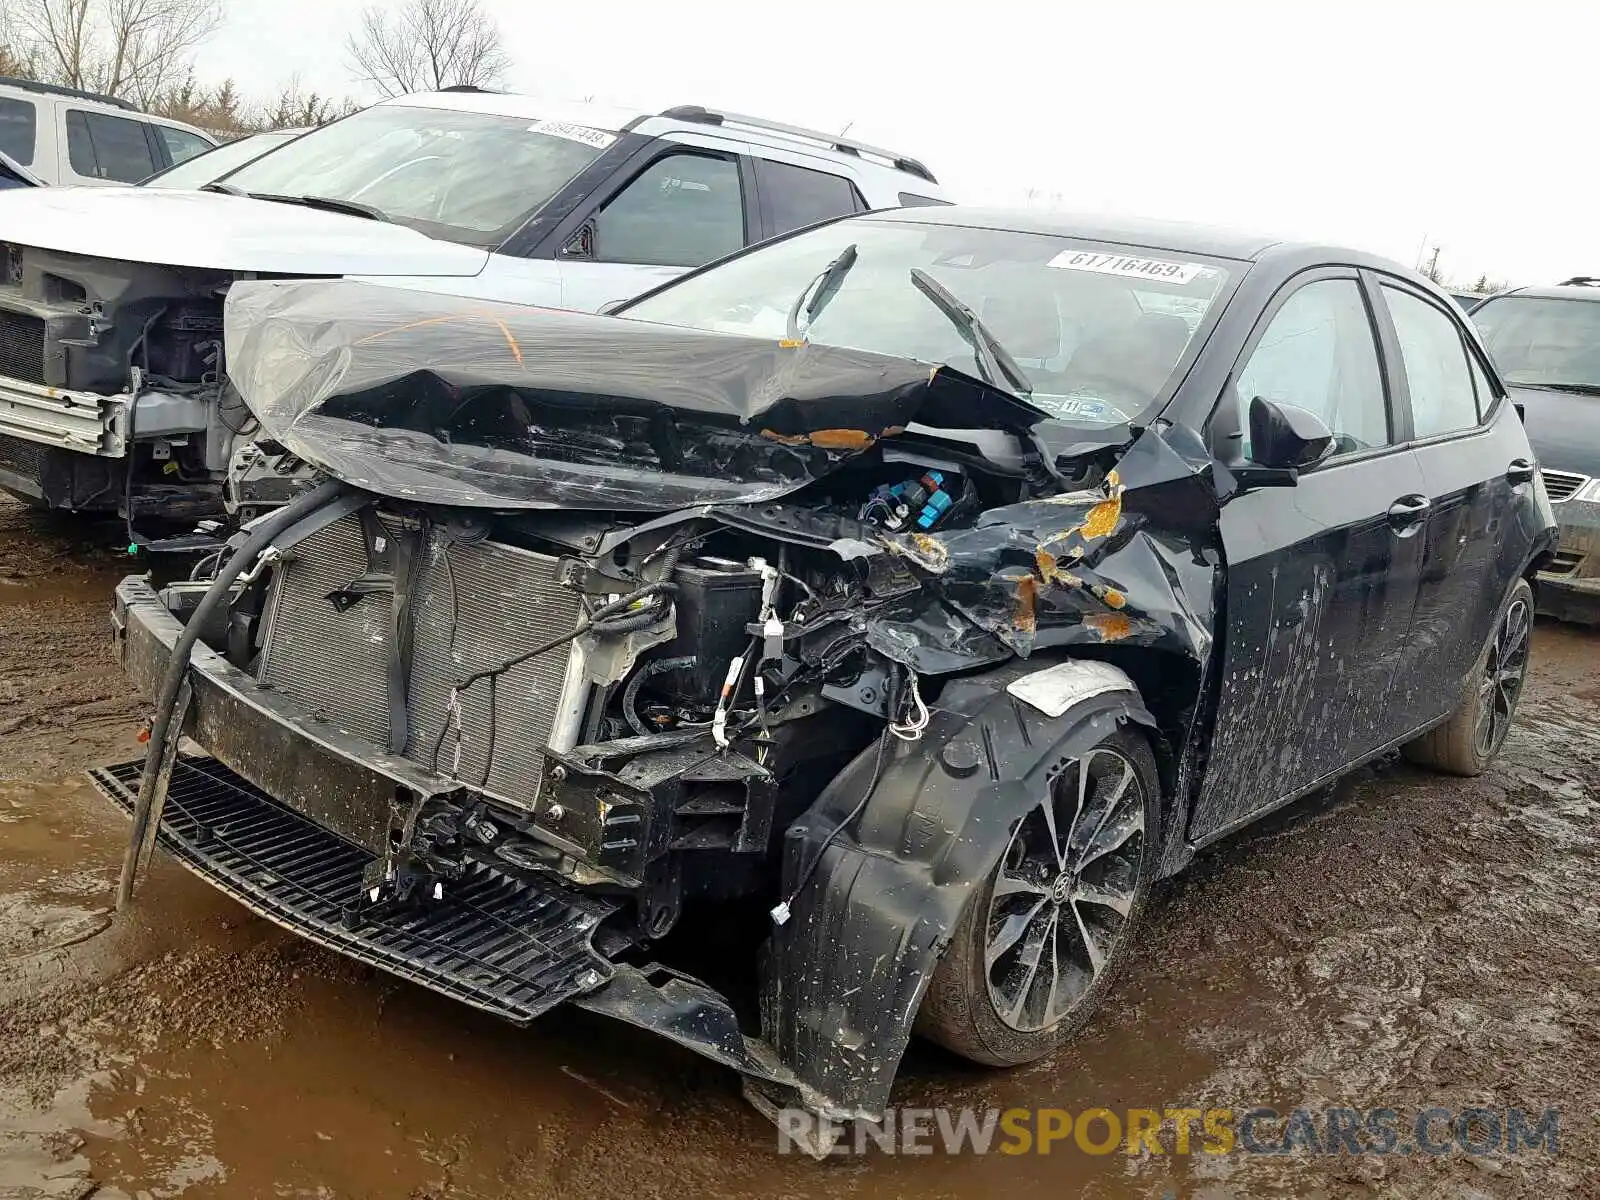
1402,577 -> 1533,777
916,724 -> 1160,1067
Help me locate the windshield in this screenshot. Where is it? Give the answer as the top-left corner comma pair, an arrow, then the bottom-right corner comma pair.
218,105 -> 611,247
1473,295 -> 1600,389
622,218 -> 1236,427
143,130 -> 301,189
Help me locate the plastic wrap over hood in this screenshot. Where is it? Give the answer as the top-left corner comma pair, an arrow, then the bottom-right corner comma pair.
224,279 -> 1048,511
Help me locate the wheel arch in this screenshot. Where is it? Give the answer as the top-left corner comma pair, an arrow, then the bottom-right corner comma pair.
756,656 -> 1157,1121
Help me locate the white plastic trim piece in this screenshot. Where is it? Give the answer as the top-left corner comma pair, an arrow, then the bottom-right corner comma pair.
1006,659 -> 1137,719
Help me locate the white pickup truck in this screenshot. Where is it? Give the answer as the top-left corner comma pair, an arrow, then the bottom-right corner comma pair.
0,88 -> 945,525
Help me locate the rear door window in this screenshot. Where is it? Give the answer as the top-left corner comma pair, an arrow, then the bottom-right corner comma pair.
1382,285 -> 1481,438
754,159 -> 865,237
0,97 -> 37,165
66,110 -> 159,182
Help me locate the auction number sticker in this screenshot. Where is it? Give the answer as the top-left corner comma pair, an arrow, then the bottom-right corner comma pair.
527,119 -> 616,149
1048,250 -> 1206,284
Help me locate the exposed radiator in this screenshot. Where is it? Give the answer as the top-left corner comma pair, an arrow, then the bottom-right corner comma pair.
258,514 -> 583,809
0,431 -> 46,479
0,308 -> 46,385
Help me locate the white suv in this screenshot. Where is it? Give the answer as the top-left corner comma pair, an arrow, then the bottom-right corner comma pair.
0,76 -> 216,185
0,88 -> 945,524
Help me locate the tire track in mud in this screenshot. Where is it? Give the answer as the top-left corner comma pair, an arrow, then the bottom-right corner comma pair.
1139,624 -> 1600,1198
0,498 -> 145,781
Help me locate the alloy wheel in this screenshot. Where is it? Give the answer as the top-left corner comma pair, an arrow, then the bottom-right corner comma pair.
1474,595 -> 1532,759
984,746 -> 1147,1033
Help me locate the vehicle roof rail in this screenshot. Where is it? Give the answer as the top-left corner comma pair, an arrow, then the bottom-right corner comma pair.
0,75 -> 136,111
440,84 -> 497,93
657,104 -> 937,184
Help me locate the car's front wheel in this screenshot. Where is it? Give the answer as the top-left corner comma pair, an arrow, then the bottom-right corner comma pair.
1402,576 -> 1534,777
916,725 -> 1159,1066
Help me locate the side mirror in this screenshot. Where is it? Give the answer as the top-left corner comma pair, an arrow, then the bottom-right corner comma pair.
1247,396 -> 1335,475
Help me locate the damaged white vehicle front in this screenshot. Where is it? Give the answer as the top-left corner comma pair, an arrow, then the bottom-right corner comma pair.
0,183 -> 493,530
0,90 -> 937,535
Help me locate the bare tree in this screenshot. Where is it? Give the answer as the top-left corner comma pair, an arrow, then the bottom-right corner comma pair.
345,0 -> 510,98
11,0 -> 222,107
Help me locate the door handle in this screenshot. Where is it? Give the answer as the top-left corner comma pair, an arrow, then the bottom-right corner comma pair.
1506,457 -> 1536,485
1386,494 -> 1431,534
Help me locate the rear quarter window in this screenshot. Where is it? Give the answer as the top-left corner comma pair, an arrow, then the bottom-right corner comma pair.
755,159 -> 865,237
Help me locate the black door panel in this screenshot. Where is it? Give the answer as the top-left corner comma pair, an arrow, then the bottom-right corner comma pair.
1193,449 -> 1427,841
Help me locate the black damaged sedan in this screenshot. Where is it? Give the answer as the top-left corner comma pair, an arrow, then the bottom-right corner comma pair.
101,206 -> 1556,1145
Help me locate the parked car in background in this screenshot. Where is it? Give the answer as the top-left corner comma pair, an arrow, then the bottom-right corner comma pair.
99,206 -> 1554,1150
1473,279 -> 1600,622
1450,291 -> 1487,312
0,76 -> 214,186
0,88 -> 944,530
140,127 -> 310,189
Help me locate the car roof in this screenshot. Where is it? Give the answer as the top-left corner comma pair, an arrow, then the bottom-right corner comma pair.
0,76 -> 213,140
376,90 -> 940,187
855,205 -> 1415,273
377,90 -> 647,133
1489,284 -> 1600,303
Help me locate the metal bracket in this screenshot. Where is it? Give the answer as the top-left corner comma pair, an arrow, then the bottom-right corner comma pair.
115,676 -> 193,908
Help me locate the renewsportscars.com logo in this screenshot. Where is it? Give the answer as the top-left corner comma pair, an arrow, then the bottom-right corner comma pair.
776,1105 -> 1562,1157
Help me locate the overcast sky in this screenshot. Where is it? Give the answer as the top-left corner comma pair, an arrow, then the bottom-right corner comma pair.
199,0 -> 1585,286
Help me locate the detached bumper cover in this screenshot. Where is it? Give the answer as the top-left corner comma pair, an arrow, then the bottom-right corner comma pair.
90,755 -> 618,1021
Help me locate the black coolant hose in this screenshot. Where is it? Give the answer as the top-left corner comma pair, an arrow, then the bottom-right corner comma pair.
116,477 -> 351,907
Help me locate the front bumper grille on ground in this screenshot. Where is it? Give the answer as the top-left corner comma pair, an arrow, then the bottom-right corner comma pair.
256,515 -> 584,810
1542,468 -> 1589,503
90,755 -> 619,1021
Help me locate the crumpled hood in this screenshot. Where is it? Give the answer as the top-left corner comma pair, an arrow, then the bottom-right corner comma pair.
0,186 -> 490,276
224,278 -> 1048,511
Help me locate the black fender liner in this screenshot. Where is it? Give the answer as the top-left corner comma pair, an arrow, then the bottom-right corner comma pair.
758,661 -> 1157,1120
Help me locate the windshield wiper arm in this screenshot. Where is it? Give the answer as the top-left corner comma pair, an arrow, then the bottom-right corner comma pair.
248,192 -> 391,222
785,244 -> 857,342
907,267 -> 1034,396
199,181 -> 245,196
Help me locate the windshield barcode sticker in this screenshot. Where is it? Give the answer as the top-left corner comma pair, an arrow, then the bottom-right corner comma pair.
527,120 -> 616,149
1048,251 -> 1207,284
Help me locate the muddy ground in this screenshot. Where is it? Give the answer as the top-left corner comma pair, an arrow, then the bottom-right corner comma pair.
0,492 -> 1595,1199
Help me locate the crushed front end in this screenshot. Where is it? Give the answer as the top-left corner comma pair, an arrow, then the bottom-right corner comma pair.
98,279 -> 1220,1130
